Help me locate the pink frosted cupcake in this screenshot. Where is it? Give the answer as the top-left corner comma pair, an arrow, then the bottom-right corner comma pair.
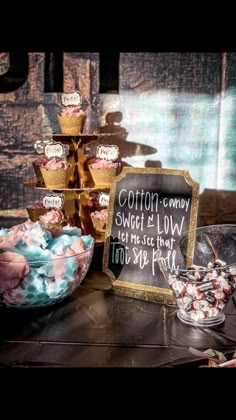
32,156 -> 50,186
88,159 -> 120,187
58,106 -> 87,135
39,209 -> 65,237
40,157 -> 69,189
26,201 -> 48,222
90,208 -> 108,236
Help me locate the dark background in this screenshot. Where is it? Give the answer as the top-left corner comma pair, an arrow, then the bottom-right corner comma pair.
1,52 -> 236,226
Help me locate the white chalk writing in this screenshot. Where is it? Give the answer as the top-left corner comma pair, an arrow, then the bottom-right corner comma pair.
111,187 -> 191,276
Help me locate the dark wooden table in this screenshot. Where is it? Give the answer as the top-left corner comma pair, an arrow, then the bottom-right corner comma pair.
0,219 -> 236,368
0,269 -> 236,367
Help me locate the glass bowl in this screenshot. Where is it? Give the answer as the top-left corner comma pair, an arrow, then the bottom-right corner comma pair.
179,224 -> 236,267
0,245 -> 94,309
158,224 -> 236,327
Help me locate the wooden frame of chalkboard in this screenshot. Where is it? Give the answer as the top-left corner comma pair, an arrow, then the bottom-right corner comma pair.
103,167 -> 199,304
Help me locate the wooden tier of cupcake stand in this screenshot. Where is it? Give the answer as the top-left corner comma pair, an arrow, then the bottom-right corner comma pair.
24,133 -> 118,244
25,133 -> 158,243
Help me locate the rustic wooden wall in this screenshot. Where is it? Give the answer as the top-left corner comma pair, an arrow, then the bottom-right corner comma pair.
1,52 -> 236,225
0,52 -> 98,211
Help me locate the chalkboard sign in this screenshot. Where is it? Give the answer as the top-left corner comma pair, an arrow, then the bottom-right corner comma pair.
103,167 -> 199,303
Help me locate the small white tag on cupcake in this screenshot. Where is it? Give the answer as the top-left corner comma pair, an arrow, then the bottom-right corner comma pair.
44,142 -> 66,159
61,91 -> 82,107
98,192 -> 110,207
34,139 -> 52,154
42,193 -> 65,210
96,144 -> 119,161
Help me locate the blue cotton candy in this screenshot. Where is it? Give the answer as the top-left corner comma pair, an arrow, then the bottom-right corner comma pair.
62,225 -> 82,236
0,228 -> 10,237
45,277 -> 72,300
14,223 -> 51,250
48,234 -> 81,254
21,269 -> 47,294
64,255 -> 79,278
37,254 -> 78,280
37,259 -> 55,277
14,244 -> 52,263
3,269 -> 48,307
0,218 -> 94,308
81,235 -> 94,248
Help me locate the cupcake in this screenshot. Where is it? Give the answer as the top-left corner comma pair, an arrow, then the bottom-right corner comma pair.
90,209 -> 108,237
40,157 -> 69,189
32,156 -> 50,186
26,201 -> 48,222
58,106 -> 86,135
88,159 -> 120,187
39,209 -> 65,237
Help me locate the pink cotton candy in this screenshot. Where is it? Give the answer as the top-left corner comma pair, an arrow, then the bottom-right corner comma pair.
21,224 -> 47,247
69,239 -> 90,270
0,251 -> 29,293
13,220 -> 34,234
51,255 -> 66,281
0,230 -> 23,248
70,238 -> 87,254
3,289 -> 26,304
0,220 -> 35,248
5,220 -> 48,248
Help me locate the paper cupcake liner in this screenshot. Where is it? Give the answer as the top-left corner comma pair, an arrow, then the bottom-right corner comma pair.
91,217 -> 107,234
58,115 -> 86,135
26,208 -> 48,222
32,162 -> 45,186
88,166 -> 118,187
41,168 -> 68,189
